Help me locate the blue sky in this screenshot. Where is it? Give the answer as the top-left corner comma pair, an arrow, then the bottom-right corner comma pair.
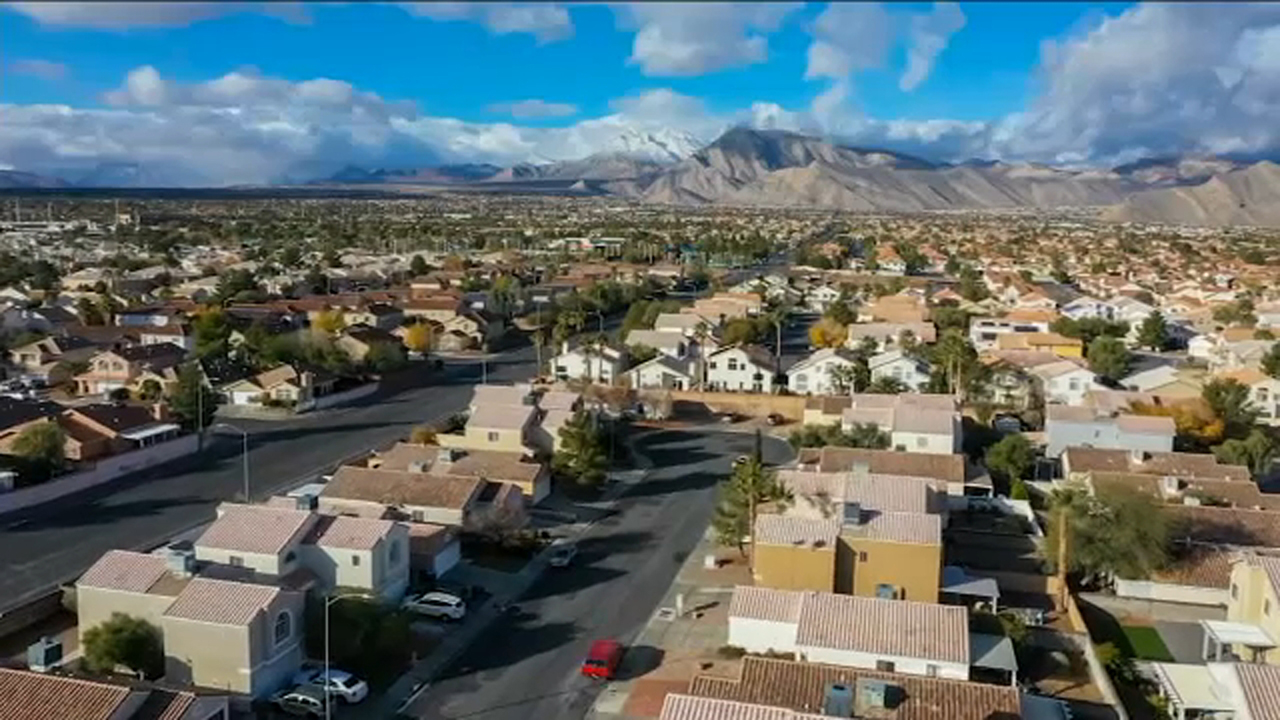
2,2 -> 1277,185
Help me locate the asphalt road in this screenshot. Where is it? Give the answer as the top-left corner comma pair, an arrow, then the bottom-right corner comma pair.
0,348 -> 536,611
402,428 -> 793,720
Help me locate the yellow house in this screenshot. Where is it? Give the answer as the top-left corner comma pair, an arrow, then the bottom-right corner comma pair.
995,331 -> 1084,359
1225,553 -> 1280,665
752,470 -> 945,603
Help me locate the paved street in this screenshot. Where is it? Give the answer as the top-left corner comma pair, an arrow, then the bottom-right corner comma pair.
401,428 -> 793,720
0,347 -> 535,611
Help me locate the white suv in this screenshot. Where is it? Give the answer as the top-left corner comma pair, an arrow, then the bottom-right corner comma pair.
402,591 -> 466,620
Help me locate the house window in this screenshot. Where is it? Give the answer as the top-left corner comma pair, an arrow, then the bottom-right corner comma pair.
284,551 -> 296,564
352,554 -> 361,567
274,611 -> 292,645
1069,379 -> 1080,391
876,584 -> 897,599
876,660 -> 895,673
709,361 -> 718,370
487,431 -> 500,442
229,556 -> 244,567
1266,599 -> 1272,616
926,664 -> 939,677
858,551 -> 868,562
1231,584 -> 1238,600
411,510 -> 425,522
728,358 -> 739,371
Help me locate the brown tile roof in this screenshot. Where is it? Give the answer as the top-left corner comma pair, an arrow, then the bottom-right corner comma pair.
132,689 -> 198,720
407,523 -> 456,557
851,511 -> 943,546
163,578 -> 281,626
1166,505 -> 1280,549
305,514 -> 395,551
659,694 -> 826,720
78,549 -> 169,593
0,668 -> 133,720
729,586 -> 803,623
196,503 -> 315,556
375,443 -> 542,483
1237,663 -> 1280,719
780,470 -> 940,515
794,591 -> 968,664
1242,553 -> 1280,599
688,657 -> 1022,720
1151,544 -> 1239,589
800,448 -> 965,484
323,466 -> 482,510
1064,447 -> 1251,481
468,402 -> 535,431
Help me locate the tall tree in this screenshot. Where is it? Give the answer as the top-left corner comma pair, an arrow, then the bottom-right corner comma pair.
1136,311 -> 1169,351
409,254 -> 429,276
82,613 -> 165,679
1213,428 -> 1277,479
551,411 -> 608,486
192,309 -> 232,358
1087,336 -> 1132,382
1046,484 -> 1169,586
314,309 -> 347,335
712,456 -> 790,565
403,322 -> 432,355
1202,378 -> 1259,440
1261,341 -> 1280,380
985,433 -> 1035,486
809,318 -> 847,349
12,422 -> 66,483
169,362 -> 217,432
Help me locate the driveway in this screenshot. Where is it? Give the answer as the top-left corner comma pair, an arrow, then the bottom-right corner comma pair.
398,429 -> 794,720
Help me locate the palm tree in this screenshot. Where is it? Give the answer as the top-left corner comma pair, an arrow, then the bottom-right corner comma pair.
694,319 -> 711,390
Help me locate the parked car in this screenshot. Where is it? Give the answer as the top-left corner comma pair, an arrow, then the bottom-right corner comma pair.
548,543 -> 577,568
271,686 -> 327,717
292,667 -> 369,704
402,591 -> 466,621
581,639 -> 624,680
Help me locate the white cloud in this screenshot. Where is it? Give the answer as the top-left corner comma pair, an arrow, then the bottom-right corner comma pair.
486,99 -> 579,119
616,2 -> 801,76
899,2 -> 965,91
397,2 -> 573,43
9,58 -> 70,81
804,3 -> 894,81
990,3 -> 1280,164
4,1 -> 308,29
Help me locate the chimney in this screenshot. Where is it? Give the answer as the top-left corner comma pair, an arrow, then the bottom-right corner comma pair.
151,403 -> 169,422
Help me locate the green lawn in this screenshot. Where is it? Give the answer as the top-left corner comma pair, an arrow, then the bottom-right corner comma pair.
1121,625 -> 1174,662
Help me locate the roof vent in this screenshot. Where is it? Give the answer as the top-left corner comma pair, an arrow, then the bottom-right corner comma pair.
822,683 -> 854,717
164,543 -> 196,577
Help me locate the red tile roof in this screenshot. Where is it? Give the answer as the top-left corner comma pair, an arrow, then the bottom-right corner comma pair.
0,668 -> 132,720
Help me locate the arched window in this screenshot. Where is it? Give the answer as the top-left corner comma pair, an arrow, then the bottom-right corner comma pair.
274,611 -> 291,645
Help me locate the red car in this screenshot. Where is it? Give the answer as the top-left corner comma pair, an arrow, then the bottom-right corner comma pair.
581,639 -> 623,680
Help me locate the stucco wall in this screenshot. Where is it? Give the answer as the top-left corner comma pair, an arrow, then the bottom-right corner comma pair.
841,537 -> 942,604
667,390 -> 807,422
799,645 -> 968,681
727,616 -> 798,654
753,544 -> 835,593
76,586 -> 175,645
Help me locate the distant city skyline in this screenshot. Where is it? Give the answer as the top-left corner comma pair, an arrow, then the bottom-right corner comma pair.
3,2 -> 1280,185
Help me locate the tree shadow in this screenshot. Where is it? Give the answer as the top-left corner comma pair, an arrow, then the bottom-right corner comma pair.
4,495 -> 208,532
438,620 -> 580,679
614,645 -> 665,681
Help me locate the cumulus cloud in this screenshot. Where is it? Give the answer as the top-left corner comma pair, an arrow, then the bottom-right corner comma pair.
804,3 -> 894,81
398,2 -> 573,43
486,99 -> 579,119
616,2 -> 801,76
990,3 -> 1280,164
900,2 -> 965,92
9,58 -> 70,81
5,1 -> 308,29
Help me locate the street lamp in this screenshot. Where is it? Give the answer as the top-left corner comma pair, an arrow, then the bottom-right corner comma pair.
211,423 -> 249,502
323,592 -> 369,720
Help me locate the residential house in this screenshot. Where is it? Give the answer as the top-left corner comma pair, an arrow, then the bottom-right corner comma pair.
841,394 -> 961,455
1219,368 -> 1280,425
300,514 -> 411,601
705,344 -> 778,393
653,312 -> 710,337
804,284 -> 843,314
1044,405 -> 1176,458
1062,447 -> 1252,484
794,446 -> 970,494
860,295 -> 929,324
319,465 -> 523,529
1061,296 -> 1118,321
624,329 -> 690,359
74,343 -> 187,397
868,349 -> 931,391
623,354 -> 696,391
7,334 -> 99,383
968,315 -> 1054,352
0,397 -> 63,458
548,341 -> 627,385
402,297 -> 465,324
846,322 -> 937,353
994,332 -> 1083,359
343,303 -> 403,331
1119,364 -> 1205,399
786,347 -> 862,395
1030,359 -> 1100,406
138,323 -> 195,353
755,467 -> 946,603
370,442 -> 551,504
0,667 -> 228,720
115,306 -> 183,328
220,365 -> 337,409
406,523 -> 462,585
335,324 -> 403,364
76,549 -> 305,699
726,586 -> 981,681
57,403 -> 180,461
439,395 -> 538,454
1225,553 -> 1280,664
667,656 -> 1022,720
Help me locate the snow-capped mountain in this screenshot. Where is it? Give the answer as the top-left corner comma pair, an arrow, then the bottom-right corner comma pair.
599,128 -> 707,163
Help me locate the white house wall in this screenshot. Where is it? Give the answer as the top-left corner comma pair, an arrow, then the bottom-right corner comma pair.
798,645 -> 969,681
727,617 -> 799,654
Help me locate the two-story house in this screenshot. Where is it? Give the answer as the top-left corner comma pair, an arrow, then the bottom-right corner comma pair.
549,341 -> 627,385
1045,405 -> 1176,458
867,350 -> 931,391
1225,553 -> 1280,665
705,344 -> 778,393
74,343 -> 188,397
0,666 -> 229,720
840,394 -> 961,455
786,348 -> 862,395
7,334 -> 99,383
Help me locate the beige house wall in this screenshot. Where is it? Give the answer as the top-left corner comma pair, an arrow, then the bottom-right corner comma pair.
839,536 -> 942,604
76,586 -> 175,644
1227,563 -> 1280,665
753,544 -> 835,592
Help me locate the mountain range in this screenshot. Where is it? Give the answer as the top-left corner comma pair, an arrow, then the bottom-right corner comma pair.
4,127 -> 1278,227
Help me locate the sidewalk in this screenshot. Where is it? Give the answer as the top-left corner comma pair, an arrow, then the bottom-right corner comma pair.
351,442 -> 655,719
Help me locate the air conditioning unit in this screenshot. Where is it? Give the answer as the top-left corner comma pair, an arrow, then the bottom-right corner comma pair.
856,679 -> 891,711
27,636 -> 63,672
822,683 -> 853,717
294,493 -> 317,511
165,542 -> 197,577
